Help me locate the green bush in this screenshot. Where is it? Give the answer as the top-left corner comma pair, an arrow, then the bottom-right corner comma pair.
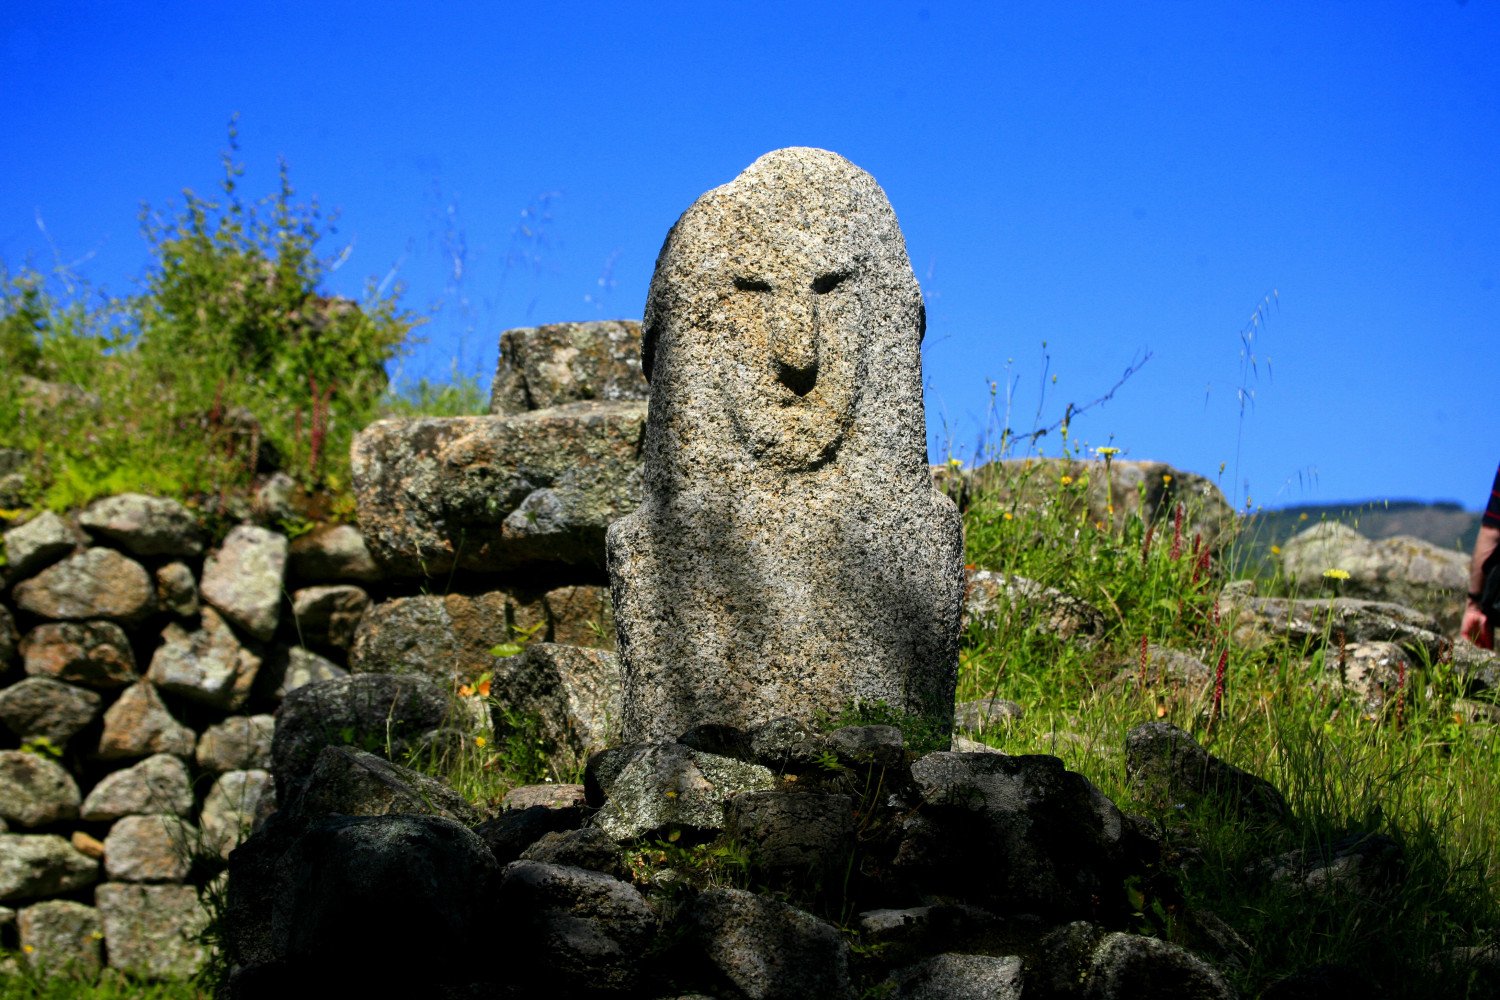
0,122 -> 422,517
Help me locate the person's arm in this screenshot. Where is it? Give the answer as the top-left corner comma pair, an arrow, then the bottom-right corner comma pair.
1462,464 -> 1500,645
1462,524 -> 1500,644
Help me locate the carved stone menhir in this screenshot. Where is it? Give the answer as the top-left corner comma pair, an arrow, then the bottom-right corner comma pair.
609,147 -> 965,742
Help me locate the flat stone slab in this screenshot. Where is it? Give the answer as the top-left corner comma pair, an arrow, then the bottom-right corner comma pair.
490,319 -> 650,415
351,399 -> 646,577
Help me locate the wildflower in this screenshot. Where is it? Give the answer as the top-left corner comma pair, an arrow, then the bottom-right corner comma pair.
1322,568 -> 1351,581
1002,512 -> 1013,521
1060,475 -> 1074,486
1138,635 -> 1149,691
1169,504 -> 1185,561
946,457 -> 963,469
1141,523 -> 1155,566
474,736 -> 487,748
1208,649 -> 1228,730
1270,545 -> 1281,555
1299,512 -> 1309,521
1162,474 -> 1172,485
1096,446 -> 1121,458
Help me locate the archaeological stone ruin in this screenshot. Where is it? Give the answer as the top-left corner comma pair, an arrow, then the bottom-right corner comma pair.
609,147 -> 965,743
2,148 -> 1498,995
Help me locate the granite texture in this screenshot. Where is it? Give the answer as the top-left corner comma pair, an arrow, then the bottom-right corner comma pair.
609,147 -> 964,741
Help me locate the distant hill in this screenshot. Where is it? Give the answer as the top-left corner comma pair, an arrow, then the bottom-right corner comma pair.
1239,500 -> 1480,569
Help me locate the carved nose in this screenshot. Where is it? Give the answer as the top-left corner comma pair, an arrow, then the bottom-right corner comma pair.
770,296 -> 819,396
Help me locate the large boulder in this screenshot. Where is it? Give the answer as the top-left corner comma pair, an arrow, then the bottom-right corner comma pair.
490,319 -> 650,415
288,746 -> 477,825
1223,592 -> 1445,658
1281,522 -> 1468,631
963,569 -> 1109,647
351,399 -> 646,577
16,899 -> 103,978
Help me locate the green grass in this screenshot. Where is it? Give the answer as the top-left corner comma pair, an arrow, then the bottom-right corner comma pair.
957,458 -> 1500,996
0,965 -> 209,999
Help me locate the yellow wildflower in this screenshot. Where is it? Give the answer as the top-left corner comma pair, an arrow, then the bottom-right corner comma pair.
1162,474 -> 1172,485
1060,475 -> 1073,486
474,736 -> 487,748
1270,545 -> 1281,555
1003,512 -> 1013,521
1096,446 -> 1121,457
1299,512 -> 1309,521
946,457 -> 963,469
1323,568 -> 1351,581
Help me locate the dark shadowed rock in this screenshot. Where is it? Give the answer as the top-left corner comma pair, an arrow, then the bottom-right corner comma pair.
725,789 -> 855,873
20,620 -> 137,689
748,716 -> 828,771
289,746 -> 477,825
273,814 -> 499,985
490,319 -> 650,415
80,754 -> 193,821
897,751 -> 1127,918
351,399 -> 646,577
0,677 -> 101,748
1084,932 -> 1234,999
886,953 -> 1024,999
0,751 -> 80,828
520,827 -> 626,879
200,525 -> 287,641
78,493 -> 203,557
95,882 -> 207,980
270,672 -> 452,799
1125,721 -> 1289,824
13,548 -> 155,624
96,682 -> 196,760
688,886 -> 854,1000
827,724 -> 907,767
476,805 -> 587,866
0,605 -> 15,674
497,859 -> 658,997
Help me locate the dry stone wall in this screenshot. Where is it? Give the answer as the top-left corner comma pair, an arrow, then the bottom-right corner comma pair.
0,474 -> 618,978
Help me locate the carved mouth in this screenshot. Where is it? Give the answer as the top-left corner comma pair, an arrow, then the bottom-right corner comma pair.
776,359 -> 818,398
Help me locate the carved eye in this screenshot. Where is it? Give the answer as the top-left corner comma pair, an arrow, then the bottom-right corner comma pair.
734,276 -> 772,293
812,271 -> 849,294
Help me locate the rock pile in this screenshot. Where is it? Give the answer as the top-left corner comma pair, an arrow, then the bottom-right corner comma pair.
0,480 -> 620,978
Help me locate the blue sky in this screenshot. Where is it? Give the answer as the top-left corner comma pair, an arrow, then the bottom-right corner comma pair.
3,2 -> 1497,511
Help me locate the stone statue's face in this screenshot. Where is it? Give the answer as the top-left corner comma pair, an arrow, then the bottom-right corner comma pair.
714,235 -> 865,470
